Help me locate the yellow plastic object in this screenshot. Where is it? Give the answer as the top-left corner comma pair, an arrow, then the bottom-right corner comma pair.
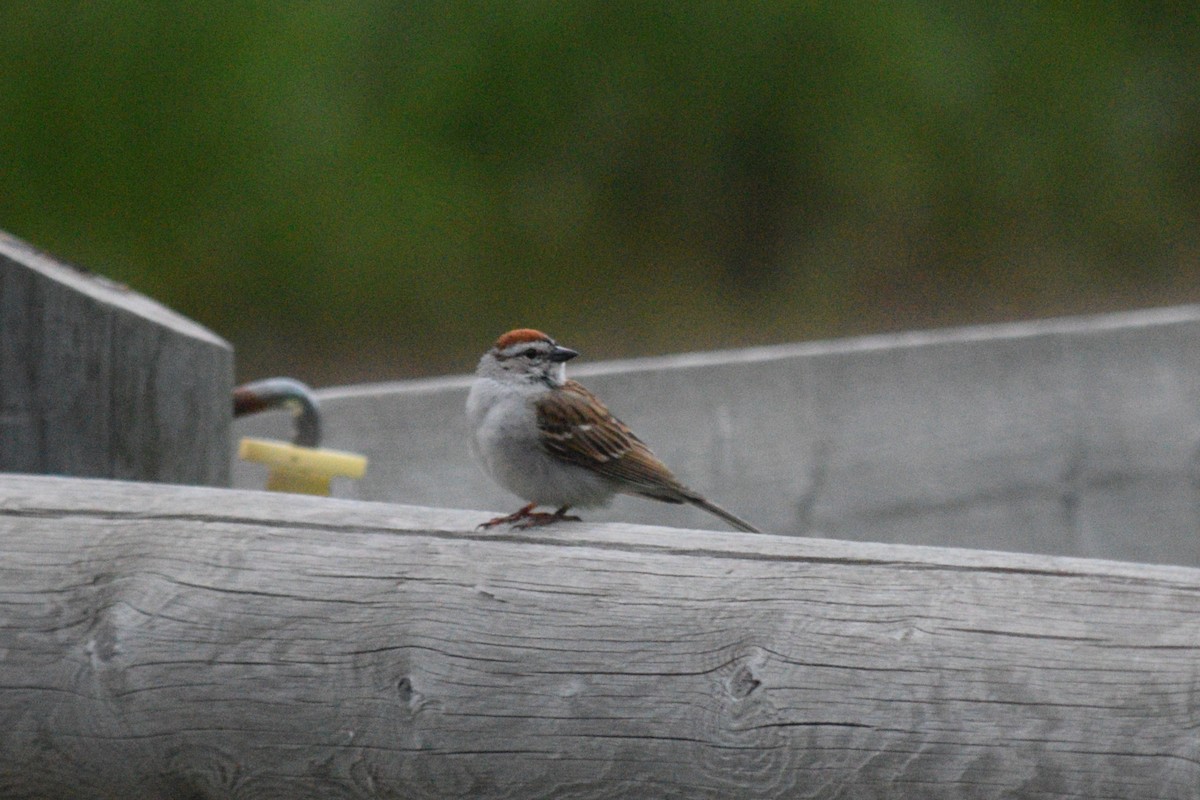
238,437 -> 367,496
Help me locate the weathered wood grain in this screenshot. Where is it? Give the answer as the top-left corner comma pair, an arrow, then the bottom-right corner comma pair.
1,473 -> 1198,799
234,306 -> 1200,566
0,229 -> 233,485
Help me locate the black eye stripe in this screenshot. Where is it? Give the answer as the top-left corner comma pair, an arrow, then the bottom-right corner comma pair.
494,343 -> 550,361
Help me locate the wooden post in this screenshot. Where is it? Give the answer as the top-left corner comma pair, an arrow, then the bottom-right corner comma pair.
0,230 -> 232,485
1,473 -> 1197,799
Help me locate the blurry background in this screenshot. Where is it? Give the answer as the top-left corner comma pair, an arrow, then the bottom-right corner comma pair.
2,3 -> 1197,385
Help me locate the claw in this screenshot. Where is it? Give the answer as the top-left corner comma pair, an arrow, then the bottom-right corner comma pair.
479,504 -> 580,530
512,507 -> 581,529
477,503 -> 537,530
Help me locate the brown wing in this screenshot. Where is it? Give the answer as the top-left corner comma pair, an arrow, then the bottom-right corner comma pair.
535,380 -> 689,501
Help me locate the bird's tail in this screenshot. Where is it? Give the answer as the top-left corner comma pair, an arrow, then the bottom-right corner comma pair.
686,496 -> 761,533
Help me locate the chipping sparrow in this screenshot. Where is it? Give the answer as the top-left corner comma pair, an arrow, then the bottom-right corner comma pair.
466,329 -> 761,532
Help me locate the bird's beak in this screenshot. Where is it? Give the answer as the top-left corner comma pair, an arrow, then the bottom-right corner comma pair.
549,346 -> 579,363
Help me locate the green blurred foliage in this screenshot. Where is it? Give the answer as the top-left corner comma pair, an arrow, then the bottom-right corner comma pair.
2,2 -> 1198,383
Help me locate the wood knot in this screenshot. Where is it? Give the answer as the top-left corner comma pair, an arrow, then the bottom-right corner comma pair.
729,663 -> 761,699
396,675 -> 426,712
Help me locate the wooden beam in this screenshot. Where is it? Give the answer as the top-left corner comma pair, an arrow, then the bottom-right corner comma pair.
0,230 -> 232,485
2,474 -> 1197,798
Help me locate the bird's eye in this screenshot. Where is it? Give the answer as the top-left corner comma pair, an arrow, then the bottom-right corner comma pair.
522,348 -> 539,359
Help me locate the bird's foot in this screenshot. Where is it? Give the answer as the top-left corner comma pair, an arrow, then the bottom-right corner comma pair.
478,503 -> 538,530
479,505 -> 580,530
512,506 -> 581,529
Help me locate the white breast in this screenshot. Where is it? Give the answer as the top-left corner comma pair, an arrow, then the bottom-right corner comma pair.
466,377 -> 615,508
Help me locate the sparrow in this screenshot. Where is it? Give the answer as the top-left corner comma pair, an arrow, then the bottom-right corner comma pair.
466,329 -> 760,532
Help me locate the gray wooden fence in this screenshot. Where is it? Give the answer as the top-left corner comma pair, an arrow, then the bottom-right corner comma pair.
2,473 -> 1198,799
236,305 -> 1200,568
7,232 -> 1200,798
0,230 -> 232,485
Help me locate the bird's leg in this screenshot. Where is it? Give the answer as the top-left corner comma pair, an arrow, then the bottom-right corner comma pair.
478,503 -> 538,529
480,504 -> 583,530
553,505 -> 582,523
511,505 -> 582,529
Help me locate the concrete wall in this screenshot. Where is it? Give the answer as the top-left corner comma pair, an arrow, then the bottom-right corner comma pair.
233,307 -> 1200,566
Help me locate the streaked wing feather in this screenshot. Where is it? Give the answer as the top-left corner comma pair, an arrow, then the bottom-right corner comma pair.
536,381 -> 687,498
